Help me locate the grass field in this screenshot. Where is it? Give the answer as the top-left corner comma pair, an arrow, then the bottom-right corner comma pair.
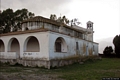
0,58 -> 120,80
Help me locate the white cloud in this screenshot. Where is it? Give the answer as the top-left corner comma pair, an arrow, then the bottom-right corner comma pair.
66,0 -> 120,41
1,0 -> 120,41
1,0 -> 71,17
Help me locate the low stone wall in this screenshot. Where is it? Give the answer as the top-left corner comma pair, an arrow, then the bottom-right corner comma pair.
17,59 -> 50,69
50,55 -> 100,68
0,59 -> 17,65
0,55 -> 100,69
50,59 -> 80,68
0,59 -> 50,68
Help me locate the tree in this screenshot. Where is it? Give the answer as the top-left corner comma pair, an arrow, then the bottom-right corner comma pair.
0,8 -> 14,33
0,8 -> 34,33
113,35 -> 120,57
50,14 -> 57,20
103,46 -> 113,57
49,14 -> 81,26
70,18 -> 81,26
13,8 -> 34,31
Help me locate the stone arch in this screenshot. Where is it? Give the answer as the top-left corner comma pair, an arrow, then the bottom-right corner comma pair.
24,36 -> 40,52
54,37 -> 67,52
8,37 -> 20,58
0,39 -> 5,52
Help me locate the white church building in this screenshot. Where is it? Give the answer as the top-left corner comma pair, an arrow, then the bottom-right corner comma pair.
0,16 -> 98,69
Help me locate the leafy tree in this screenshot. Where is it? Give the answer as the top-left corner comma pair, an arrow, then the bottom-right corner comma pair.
50,14 -> 57,20
0,8 -> 14,33
103,46 -> 113,57
0,8 -> 34,33
70,18 -> 81,26
49,14 -> 81,26
50,14 -> 70,25
113,35 -> 120,57
13,8 -> 34,31
109,46 -> 113,52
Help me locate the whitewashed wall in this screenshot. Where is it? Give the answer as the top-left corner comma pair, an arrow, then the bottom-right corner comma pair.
0,52 -> 17,59
48,31 -> 98,60
0,31 -> 50,60
0,31 -> 98,61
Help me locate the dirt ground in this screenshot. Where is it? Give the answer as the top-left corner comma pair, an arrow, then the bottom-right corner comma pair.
0,65 -> 64,80
0,73 -> 64,80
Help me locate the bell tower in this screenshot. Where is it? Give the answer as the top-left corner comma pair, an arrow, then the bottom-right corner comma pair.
87,21 -> 93,30
86,21 -> 94,41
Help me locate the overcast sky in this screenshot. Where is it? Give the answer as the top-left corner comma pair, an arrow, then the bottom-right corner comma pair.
1,0 -> 120,41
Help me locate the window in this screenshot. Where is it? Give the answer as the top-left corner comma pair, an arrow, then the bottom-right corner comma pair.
29,22 -> 33,26
87,24 -> 89,28
55,42 -> 61,52
76,42 -> 79,50
93,45 -> 95,51
79,32 -> 83,39
55,37 -> 67,52
90,24 -> 92,27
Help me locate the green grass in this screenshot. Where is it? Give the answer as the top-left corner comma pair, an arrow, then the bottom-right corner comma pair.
0,58 -> 120,80
57,58 -> 120,80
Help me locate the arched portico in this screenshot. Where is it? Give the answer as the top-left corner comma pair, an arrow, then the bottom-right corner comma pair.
8,38 -> 20,58
54,37 -> 67,52
0,39 -> 5,52
24,36 -> 40,52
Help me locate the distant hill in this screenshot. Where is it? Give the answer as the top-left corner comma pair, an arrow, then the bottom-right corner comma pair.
95,37 -> 114,54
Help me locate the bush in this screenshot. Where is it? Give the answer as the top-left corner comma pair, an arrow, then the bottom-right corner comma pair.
103,46 -> 114,57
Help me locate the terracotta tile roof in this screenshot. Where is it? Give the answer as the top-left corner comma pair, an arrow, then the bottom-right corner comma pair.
22,16 -> 61,26
0,16 -> 91,36
0,29 -> 98,44
0,29 -> 48,36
